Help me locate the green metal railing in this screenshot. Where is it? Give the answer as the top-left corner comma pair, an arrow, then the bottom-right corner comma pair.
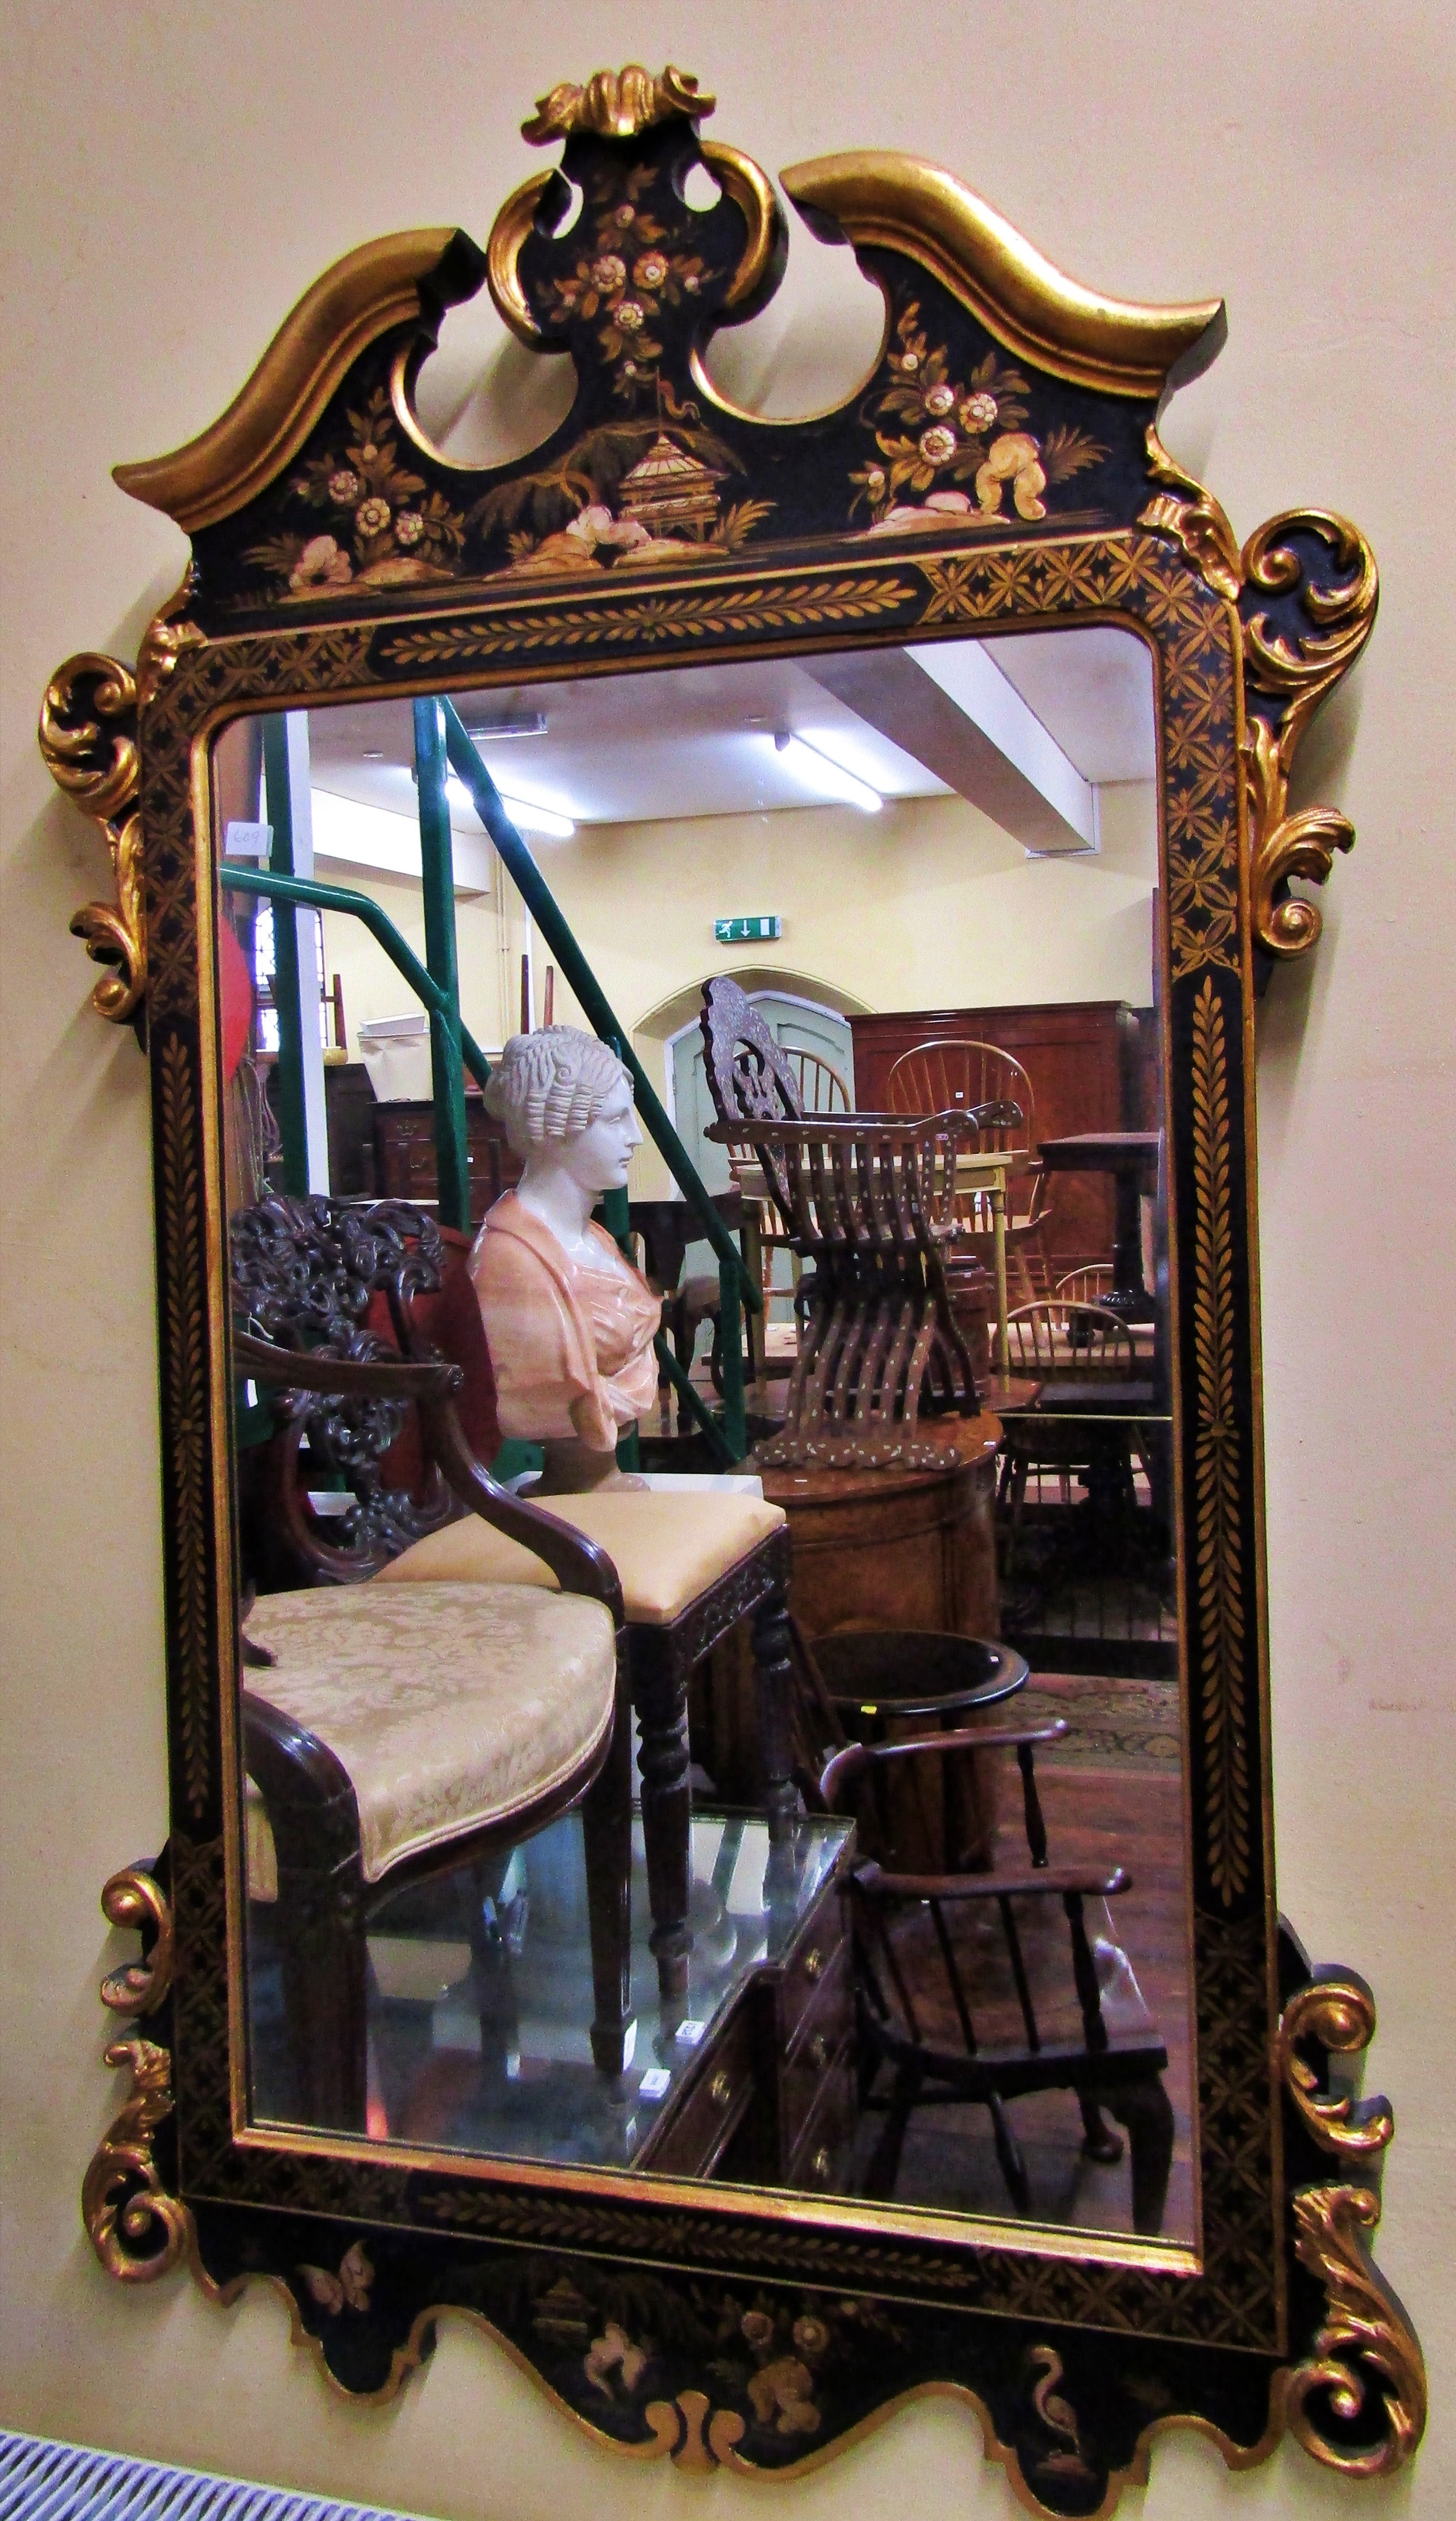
225,708 -> 756,1460
220,864 -> 495,1099
413,697 -> 471,1231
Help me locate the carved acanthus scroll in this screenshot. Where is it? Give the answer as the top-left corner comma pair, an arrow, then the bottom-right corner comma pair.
40,579 -> 203,1033
522,64 -> 713,144
1139,433 -> 1378,963
1239,510 -> 1379,959
84,1865 -> 192,2283
1277,1968 -> 1426,2478
1287,2185 -> 1426,2478
39,653 -> 146,1028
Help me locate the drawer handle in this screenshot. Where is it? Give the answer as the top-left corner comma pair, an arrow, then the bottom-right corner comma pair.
709,2071 -> 733,2110
810,2146 -> 832,2187
803,1947 -> 825,1984
806,2032 -> 830,2074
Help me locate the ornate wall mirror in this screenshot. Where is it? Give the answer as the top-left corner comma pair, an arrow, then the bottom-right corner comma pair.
47,62 -> 1424,2516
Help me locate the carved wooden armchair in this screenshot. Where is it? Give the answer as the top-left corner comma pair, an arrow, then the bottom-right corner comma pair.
231,1196 -> 635,2128
235,1194 -> 796,2010
699,977 -> 1003,1470
817,1728 -> 1174,2233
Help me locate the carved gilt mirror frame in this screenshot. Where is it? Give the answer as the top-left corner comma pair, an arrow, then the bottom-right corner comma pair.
46,64 -> 1423,2516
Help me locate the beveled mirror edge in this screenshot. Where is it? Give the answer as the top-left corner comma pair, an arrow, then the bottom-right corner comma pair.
51,65 -> 1417,2515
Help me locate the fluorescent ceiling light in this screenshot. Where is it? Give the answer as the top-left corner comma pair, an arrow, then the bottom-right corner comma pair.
467,713 -> 549,741
774,731 -> 882,814
445,771 -> 575,841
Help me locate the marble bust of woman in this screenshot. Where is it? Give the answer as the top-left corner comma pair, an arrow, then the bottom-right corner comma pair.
471,1027 -> 662,1491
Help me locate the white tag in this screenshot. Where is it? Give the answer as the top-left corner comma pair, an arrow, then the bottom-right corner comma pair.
675,2019 -> 707,2047
224,820 -> 273,858
638,2067 -> 672,2100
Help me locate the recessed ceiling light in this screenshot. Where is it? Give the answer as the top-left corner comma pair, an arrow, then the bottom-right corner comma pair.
362,748 -> 385,761
774,731 -> 882,814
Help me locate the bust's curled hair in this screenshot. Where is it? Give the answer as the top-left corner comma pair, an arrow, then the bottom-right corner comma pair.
483,1026 -> 631,1152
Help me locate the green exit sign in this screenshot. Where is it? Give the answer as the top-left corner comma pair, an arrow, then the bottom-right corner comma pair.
713,915 -> 782,944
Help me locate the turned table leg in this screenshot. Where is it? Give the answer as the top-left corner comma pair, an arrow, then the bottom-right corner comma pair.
632,1633 -> 694,2000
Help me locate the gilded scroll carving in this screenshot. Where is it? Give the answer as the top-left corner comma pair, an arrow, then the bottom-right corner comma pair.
1139,425 -> 1241,602
522,65 -> 713,146
38,653 -> 146,1027
1277,1965 -> 1423,2477
1277,1975 -> 1395,2160
1140,439 -> 1378,962
82,2036 -> 192,2282
85,1865 -> 191,2285
99,1865 -> 176,2018
1240,510 -> 1379,959
41,578 -> 203,1031
1287,2185 -> 1426,2477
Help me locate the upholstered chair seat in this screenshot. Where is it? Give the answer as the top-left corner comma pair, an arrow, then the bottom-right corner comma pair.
377,1491 -> 787,1627
243,1580 -> 616,1901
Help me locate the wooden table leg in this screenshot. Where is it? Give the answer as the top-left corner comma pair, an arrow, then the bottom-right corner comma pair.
989,1177 -> 1010,1385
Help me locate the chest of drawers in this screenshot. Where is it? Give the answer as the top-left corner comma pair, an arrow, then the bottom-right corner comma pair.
638,1852 -> 854,2192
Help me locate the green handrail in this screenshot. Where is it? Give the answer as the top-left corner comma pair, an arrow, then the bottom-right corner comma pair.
440,699 -> 759,1319
413,696 -> 471,1230
260,718 -> 310,1193
220,864 -> 494,1095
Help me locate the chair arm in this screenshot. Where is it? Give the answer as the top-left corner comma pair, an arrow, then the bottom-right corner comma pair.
416,1388 -> 625,1626
241,1689 -> 360,1882
818,1721 -> 1066,1809
235,1329 -> 462,1403
1010,1159 -> 1051,1225
850,1858 -> 1130,1903
236,1328 -> 625,1620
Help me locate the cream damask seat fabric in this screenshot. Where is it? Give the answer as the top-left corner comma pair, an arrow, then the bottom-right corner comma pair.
376,1490 -> 787,1627
243,1580 -> 616,1901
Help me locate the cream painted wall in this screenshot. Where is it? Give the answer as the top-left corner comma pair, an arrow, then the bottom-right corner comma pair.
318,868 -> 511,1054
537,786 -> 1157,1194
549,787 -> 1158,1034
3,6 -> 1453,2519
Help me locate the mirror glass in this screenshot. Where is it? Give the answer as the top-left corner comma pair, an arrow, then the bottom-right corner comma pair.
214,623 -> 1192,2250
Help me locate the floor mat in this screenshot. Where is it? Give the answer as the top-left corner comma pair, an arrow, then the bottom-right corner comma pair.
1015,1672 -> 1182,1773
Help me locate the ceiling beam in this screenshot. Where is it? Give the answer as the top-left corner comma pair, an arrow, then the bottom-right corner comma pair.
807,643 -> 1095,853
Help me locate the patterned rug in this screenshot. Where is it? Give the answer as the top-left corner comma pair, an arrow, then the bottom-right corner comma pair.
1014,1673 -> 1182,1774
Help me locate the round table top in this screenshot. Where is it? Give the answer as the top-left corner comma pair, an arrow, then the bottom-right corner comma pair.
757,1407 -> 1003,1506
809,1627 -> 1029,1721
